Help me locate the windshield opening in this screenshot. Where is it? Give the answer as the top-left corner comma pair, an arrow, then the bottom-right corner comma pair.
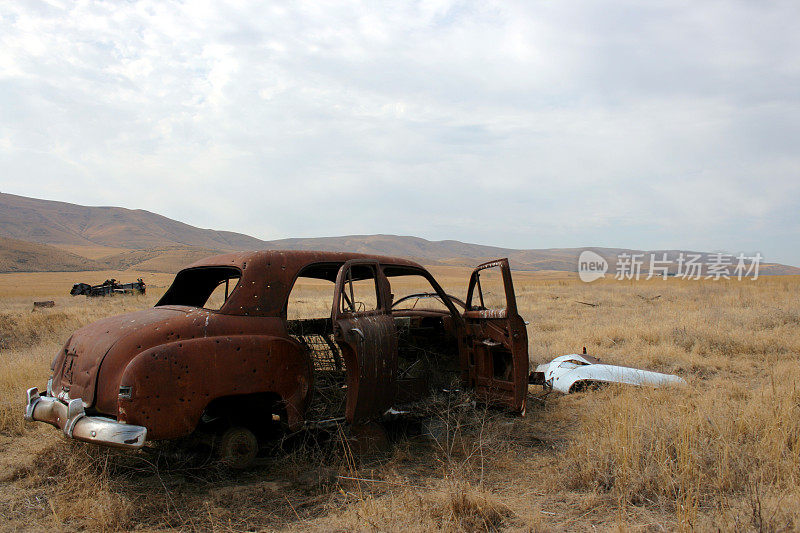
156,266 -> 242,310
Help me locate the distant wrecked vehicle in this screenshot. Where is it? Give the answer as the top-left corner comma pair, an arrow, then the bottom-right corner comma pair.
26,251 -> 529,466
70,278 -> 146,297
530,353 -> 686,394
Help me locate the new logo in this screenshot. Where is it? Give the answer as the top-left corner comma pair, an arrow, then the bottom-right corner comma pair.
578,250 -> 608,282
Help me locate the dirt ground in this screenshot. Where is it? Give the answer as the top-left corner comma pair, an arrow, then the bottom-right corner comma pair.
1,270 -> 798,531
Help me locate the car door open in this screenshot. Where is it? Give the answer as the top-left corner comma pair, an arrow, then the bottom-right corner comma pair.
462,258 -> 528,414
331,259 -> 398,424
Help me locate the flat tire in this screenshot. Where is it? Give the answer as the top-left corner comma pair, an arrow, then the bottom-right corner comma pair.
218,426 -> 258,469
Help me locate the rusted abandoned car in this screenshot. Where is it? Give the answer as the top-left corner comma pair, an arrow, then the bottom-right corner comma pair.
70,278 -> 146,297
25,251 -> 528,465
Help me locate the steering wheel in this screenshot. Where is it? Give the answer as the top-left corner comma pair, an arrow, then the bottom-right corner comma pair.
391,292 -> 466,310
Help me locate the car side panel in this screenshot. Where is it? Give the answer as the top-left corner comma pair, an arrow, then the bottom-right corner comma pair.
334,314 -> 398,423
118,336 -> 312,440
94,311 -> 287,415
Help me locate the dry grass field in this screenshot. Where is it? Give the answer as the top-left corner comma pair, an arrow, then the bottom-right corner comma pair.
1,270 -> 798,532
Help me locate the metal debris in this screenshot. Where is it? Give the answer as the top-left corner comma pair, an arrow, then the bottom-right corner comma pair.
531,353 -> 686,394
70,278 -> 146,297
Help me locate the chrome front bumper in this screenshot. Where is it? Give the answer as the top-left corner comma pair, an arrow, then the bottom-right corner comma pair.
24,387 -> 147,449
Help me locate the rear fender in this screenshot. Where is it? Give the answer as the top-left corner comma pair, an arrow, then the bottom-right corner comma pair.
119,336 -> 312,440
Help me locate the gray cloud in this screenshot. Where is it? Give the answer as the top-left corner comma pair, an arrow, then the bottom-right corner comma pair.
1,0 -> 798,264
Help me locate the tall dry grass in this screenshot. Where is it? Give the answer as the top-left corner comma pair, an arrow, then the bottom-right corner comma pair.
0,294 -> 161,435
0,271 -> 798,531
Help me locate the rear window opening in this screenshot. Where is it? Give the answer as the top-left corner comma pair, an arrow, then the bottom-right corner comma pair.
204,276 -> 241,310
156,266 -> 241,310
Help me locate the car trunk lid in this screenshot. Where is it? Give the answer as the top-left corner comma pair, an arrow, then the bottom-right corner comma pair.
52,307 -> 186,407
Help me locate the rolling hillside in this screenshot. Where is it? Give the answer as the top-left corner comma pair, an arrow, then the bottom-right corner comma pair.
0,236 -> 104,272
0,192 -> 268,251
0,193 -> 797,275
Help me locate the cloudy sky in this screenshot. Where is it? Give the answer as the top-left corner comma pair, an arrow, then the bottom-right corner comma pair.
1,1 -> 798,264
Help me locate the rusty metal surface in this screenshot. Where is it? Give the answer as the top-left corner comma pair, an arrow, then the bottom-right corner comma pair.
464,259 -> 529,414
119,335 -> 312,439
34,250 -> 529,448
169,250 -> 423,318
331,259 -> 399,423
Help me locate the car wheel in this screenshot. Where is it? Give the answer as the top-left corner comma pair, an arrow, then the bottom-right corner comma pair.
218,426 -> 258,469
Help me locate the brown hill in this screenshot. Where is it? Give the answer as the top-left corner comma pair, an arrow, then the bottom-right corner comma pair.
0,236 -> 105,272
0,193 -> 797,275
100,246 -> 228,273
0,192 -> 267,250
261,238 -> 800,275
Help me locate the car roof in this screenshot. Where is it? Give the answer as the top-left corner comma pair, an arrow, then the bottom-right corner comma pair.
175,250 -> 429,316
182,249 -> 424,275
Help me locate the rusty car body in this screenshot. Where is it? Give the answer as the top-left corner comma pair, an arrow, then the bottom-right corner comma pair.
25,251 -> 528,461
70,278 -> 146,297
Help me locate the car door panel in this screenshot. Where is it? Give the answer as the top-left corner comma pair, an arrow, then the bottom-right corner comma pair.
331,260 -> 398,423
462,259 -> 528,413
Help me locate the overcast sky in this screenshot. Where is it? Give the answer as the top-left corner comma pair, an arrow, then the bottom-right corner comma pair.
1,1 -> 798,265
